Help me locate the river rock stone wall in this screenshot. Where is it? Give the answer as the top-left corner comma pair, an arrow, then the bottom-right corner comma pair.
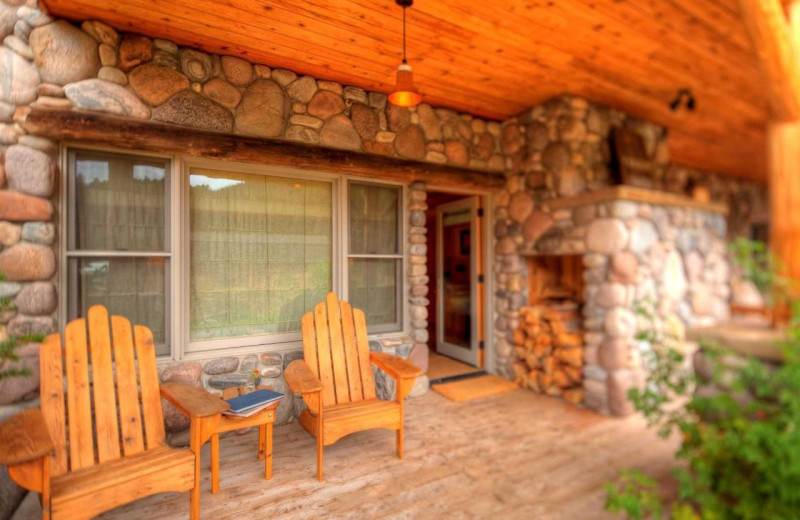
492,95 -> 756,415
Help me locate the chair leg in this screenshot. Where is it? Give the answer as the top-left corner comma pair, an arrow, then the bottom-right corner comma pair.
316,412 -> 324,481
265,423 -> 273,480
41,456 -> 50,520
189,424 -> 201,520
211,433 -> 220,494
396,428 -> 404,459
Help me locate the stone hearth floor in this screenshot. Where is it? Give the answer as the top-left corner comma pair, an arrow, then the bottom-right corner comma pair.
89,391 -> 677,519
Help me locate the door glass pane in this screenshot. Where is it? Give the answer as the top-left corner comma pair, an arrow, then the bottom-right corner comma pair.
348,258 -> 399,327
73,151 -> 168,252
69,257 -> 169,355
189,168 -> 332,341
349,183 -> 399,255
441,209 -> 471,348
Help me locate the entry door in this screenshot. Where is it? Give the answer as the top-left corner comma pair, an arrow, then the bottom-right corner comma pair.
436,197 -> 480,366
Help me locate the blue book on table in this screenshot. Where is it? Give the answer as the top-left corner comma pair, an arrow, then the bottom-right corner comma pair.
225,389 -> 284,413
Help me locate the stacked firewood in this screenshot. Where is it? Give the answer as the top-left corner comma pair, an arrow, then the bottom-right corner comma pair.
512,300 -> 584,405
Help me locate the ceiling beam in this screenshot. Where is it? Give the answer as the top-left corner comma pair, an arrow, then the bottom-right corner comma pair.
739,0 -> 800,121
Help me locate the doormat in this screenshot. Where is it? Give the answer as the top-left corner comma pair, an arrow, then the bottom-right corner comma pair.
432,374 -> 519,403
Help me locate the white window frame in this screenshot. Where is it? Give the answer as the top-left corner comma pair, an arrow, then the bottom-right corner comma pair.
61,146 -> 410,361
61,145 -> 179,359
181,158 -> 343,357
343,179 -> 405,334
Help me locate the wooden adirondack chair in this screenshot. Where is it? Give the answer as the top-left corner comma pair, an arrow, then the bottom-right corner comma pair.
0,306 -> 228,520
284,293 -> 423,481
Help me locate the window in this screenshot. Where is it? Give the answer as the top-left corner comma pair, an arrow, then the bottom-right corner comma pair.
187,166 -> 333,350
66,150 -> 406,359
347,181 -> 403,332
66,149 -> 171,356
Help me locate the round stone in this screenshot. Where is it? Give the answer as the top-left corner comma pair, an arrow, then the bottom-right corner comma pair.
320,114 -> 361,151
476,133 -> 494,160
595,283 -> 627,308
444,140 -> 468,166
5,145 -> 55,198
270,68 -> 296,87
162,401 -> 190,432
260,352 -> 282,366
307,90 -> 344,119
608,369 -> 637,416
118,34 -> 152,71
65,78 -> 151,118
394,124 -> 426,159
522,211 -> 553,242
386,103 -> 410,131
557,166 -> 585,197
202,78 -> 242,109
586,219 -> 629,254
286,75 -> 317,103
0,221 -> 20,246
179,49 -> 212,82
235,79 -> 287,137
0,191 -> 52,222
350,102 -> 379,140
29,21 -> 99,85
203,356 -> 239,375
501,124 -> 522,154
220,55 -> 253,86
610,251 -> 638,284
0,46 -> 39,104
0,342 -> 39,405
160,362 -> 203,386
14,281 -> 56,315
0,243 -> 55,281
81,20 -> 118,46
541,142 -> 570,172
508,192 -> 534,223
527,121 -> 549,151
416,104 -> 441,141
629,220 -> 659,254
97,66 -> 127,85
604,307 -> 637,338
128,63 -> 190,106
663,250 -> 688,301
153,90 -> 232,132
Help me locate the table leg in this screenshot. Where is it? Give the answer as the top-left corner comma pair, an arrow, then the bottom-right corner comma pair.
265,423 -> 273,480
258,425 -> 265,461
211,433 -> 220,494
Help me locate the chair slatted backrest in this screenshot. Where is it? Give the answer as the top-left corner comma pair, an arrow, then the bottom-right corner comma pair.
38,305 -> 165,477
301,293 -> 375,407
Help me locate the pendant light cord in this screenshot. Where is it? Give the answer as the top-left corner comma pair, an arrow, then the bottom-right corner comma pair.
402,6 -> 407,64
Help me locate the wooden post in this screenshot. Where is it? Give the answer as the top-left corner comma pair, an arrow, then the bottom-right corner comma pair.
769,122 -> 800,280
768,3 -> 800,280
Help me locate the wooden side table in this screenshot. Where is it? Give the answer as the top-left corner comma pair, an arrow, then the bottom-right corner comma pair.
210,385 -> 279,494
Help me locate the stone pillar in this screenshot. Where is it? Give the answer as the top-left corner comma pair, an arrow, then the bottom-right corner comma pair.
407,181 -> 430,373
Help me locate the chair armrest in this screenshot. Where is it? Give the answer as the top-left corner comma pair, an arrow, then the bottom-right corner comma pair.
370,352 -> 423,380
285,360 -> 323,394
161,383 -> 229,419
0,409 -> 54,466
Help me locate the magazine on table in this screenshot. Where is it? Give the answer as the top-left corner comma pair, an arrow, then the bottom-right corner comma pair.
223,388 -> 284,417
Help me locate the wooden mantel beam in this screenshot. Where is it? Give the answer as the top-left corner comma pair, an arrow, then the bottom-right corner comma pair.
20,108 -> 505,190
739,0 -> 800,121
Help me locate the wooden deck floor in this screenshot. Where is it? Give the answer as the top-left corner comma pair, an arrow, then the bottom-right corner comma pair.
98,389 -> 678,520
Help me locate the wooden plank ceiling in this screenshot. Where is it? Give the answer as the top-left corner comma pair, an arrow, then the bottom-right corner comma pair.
42,0 -> 771,181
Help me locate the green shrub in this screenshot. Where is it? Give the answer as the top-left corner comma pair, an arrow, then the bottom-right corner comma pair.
606,240 -> 800,520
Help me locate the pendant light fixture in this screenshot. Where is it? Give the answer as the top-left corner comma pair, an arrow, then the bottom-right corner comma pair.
388,0 -> 422,107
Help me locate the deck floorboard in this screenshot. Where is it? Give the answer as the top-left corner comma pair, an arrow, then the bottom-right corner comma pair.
98,389 -> 678,519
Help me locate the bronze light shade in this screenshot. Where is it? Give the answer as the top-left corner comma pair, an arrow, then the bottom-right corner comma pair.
389,63 -> 422,107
